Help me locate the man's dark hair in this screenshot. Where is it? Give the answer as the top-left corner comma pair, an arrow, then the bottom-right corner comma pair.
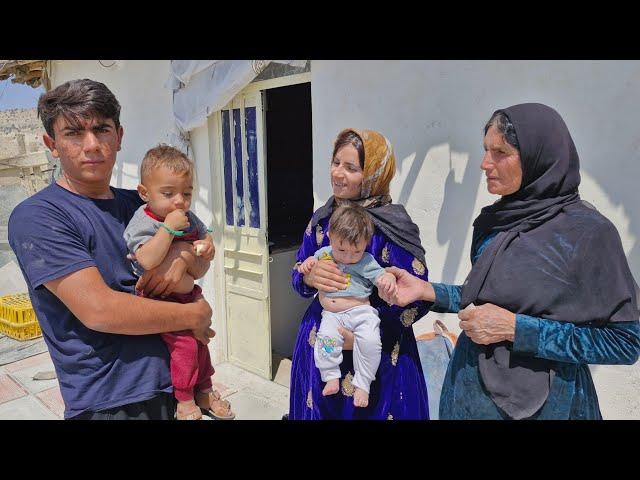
37,79 -> 121,138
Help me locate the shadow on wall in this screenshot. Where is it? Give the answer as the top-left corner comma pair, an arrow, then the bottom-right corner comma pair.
396,152 -> 421,207
436,149 -> 483,284
395,141 -> 484,285
396,140 -> 638,288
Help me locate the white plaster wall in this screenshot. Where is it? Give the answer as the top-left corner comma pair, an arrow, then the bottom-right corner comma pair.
189,123 -> 220,363
311,60 -> 640,419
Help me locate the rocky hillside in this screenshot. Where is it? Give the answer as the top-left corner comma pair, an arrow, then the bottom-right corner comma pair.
0,108 -> 44,159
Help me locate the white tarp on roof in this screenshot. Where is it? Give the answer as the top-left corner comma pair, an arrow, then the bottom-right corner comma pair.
166,60 -> 218,90
166,60 -> 306,152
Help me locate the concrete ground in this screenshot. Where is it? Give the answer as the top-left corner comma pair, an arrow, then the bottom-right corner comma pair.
0,349 -> 291,420
4,314 -> 636,420
0,351 -> 63,419
0,316 -> 435,420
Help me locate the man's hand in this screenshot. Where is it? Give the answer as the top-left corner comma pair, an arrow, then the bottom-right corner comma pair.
164,209 -> 190,231
186,295 -> 215,345
193,236 -> 215,262
458,303 -> 516,345
376,272 -> 398,302
298,257 -> 318,275
136,241 -> 208,295
303,258 -> 348,292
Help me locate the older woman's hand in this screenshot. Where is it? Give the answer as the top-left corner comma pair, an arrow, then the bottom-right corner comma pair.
303,259 -> 349,293
458,303 -> 516,345
383,266 -> 435,306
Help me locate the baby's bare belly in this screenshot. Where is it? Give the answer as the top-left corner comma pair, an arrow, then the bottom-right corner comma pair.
319,293 -> 369,313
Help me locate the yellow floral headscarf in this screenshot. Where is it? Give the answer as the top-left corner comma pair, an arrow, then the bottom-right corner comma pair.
334,128 -> 396,200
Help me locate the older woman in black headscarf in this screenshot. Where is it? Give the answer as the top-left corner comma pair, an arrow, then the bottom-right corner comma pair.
383,103 -> 640,419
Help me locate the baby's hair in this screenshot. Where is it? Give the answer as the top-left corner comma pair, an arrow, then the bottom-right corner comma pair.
140,144 -> 193,183
329,203 -> 375,246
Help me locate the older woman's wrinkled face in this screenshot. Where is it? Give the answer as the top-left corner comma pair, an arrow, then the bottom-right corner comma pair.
331,144 -> 364,200
481,125 -> 523,196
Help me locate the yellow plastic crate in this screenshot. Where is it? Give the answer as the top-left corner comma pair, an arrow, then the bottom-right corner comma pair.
0,293 -> 42,341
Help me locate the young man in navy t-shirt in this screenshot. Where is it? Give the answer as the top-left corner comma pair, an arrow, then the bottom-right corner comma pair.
8,79 -> 214,419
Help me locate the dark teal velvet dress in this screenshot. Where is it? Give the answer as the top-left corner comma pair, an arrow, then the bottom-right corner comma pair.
433,232 -> 640,419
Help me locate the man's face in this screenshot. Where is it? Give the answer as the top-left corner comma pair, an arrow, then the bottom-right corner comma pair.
43,115 -> 123,186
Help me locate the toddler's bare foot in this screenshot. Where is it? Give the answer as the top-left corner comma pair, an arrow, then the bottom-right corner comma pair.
322,379 -> 340,396
176,399 -> 202,420
353,388 -> 369,407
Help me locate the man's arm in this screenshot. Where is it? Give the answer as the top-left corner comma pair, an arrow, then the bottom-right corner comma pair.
45,266 -> 214,343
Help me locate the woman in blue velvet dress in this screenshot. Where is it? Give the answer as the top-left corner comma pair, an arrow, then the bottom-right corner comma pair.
288,128 -> 430,420
384,103 -> 640,419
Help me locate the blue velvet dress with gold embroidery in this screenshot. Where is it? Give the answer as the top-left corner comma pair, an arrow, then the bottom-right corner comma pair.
289,215 -> 430,420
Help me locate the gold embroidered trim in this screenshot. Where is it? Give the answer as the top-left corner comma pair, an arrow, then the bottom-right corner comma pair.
308,324 -> 317,347
412,258 -> 425,276
401,307 -> 418,327
315,225 -> 324,246
391,342 -> 400,366
381,245 -> 390,264
341,372 -> 355,397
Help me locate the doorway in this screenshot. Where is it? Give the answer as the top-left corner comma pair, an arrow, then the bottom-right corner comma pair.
217,78 -> 313,381
264,82 -> 314,377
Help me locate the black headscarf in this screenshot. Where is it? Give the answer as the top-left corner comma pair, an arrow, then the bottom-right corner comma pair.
461,103 -> 639,419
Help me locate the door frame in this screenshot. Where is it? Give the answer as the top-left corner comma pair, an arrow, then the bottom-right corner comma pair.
207,71 -> 312,372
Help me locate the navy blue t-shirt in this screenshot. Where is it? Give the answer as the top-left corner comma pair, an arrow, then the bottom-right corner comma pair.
8,183 -> 172,418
